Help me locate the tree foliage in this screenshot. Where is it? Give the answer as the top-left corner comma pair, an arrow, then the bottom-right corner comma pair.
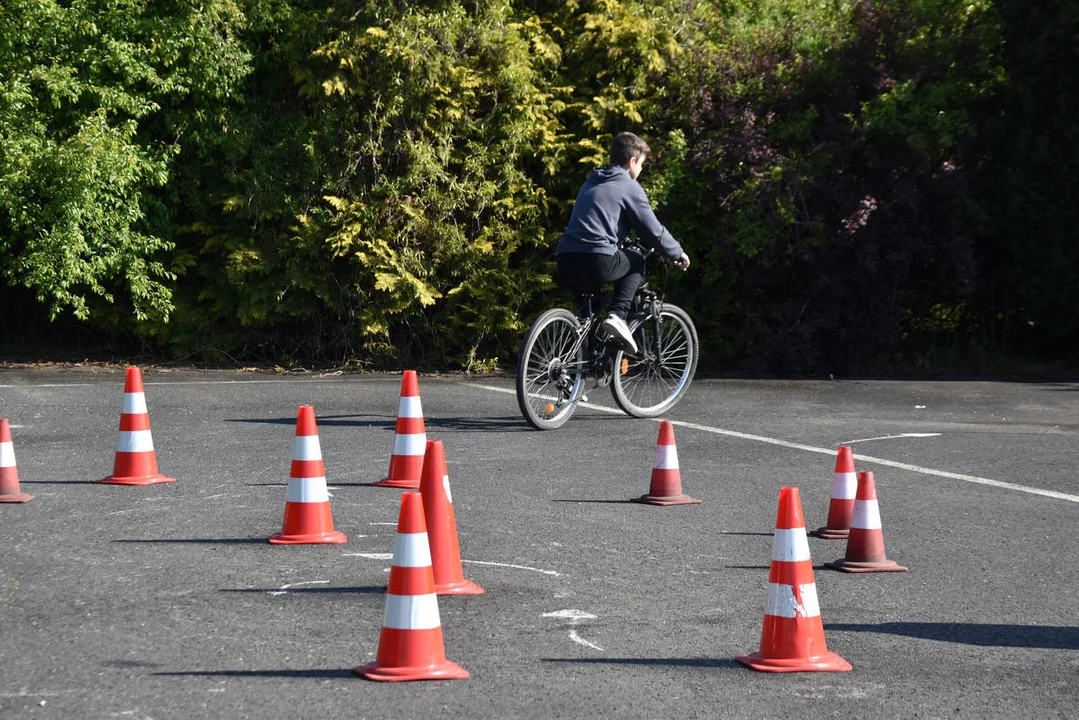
1,0 -> 1075,374
0,0 -> 249,327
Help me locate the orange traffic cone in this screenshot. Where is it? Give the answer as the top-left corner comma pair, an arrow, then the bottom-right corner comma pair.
354,491 -> 469,682
269,405 -> 347,545
419,440 -> 483,595
631,421 -> 700,506
0,419 -> 33,503
811,446 -> 857,539
99,367 -> 175,485
736,486 -> 852,673
372,371 -> 426,488
826,471 -> 907,573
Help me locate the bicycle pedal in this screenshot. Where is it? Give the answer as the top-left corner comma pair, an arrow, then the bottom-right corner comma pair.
579,394 -> 589,403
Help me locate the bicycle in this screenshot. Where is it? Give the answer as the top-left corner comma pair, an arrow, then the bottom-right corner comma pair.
515,246 -> 699,430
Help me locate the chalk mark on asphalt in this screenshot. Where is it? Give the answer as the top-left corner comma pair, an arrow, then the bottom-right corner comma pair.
462,559 -> 561,576
468,383 -> 1079,504
267,580 -> 330,596
544,609 -> 603,651
842,433 -> 942,443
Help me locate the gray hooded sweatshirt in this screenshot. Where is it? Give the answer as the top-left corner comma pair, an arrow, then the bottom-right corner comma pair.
556,165 -> 683,260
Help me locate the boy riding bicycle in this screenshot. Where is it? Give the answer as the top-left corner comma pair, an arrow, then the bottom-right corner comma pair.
555,132 -> 691,354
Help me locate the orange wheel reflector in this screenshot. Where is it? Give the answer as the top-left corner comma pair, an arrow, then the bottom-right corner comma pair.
544,403 -> 555,414
620,358 -> 629,374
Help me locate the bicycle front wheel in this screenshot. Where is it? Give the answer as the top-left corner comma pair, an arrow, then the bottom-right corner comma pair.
611,303 -> 698,417
516,308 -> 586,430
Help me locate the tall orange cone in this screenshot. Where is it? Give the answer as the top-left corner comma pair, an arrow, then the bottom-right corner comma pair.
99,367 -> 175,485
811,446 -> 857,539
269,405 -> 346,545
631,421 -> 700,506
355,491 -> 469,682
0,419 -> 33,503
826,471 -> 907,573
372,371 -> 426,488
736,486 -> 852,673
419,440 -> 483,595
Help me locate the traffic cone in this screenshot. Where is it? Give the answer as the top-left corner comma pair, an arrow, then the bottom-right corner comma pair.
354,491 -> 469,682
631,420 -> 700,506
811,446 -> 857,539
736,486 -> 852,673
826,471 -> 907,573
419,440 -> 483,595
269,405 -> 346,545
99,367 -> 175,485
0,419 -> 33,503
372,371 -> 426,488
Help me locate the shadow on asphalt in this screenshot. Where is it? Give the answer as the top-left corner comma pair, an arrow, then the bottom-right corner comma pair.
224,414 -> 532,432
543,657 -> 741,669
112,538 -> 267,544
152,669 -> 357,679
828,622 -> 1079,649
219,586 -> 384,595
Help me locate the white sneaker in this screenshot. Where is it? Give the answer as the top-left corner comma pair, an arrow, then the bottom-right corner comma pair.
601,314 -> 638,354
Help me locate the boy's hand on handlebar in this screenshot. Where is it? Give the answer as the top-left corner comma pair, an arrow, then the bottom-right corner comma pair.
672,252 -> 690,270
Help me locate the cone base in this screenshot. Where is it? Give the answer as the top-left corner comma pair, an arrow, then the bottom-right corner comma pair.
269,530 -> 347,545
354,661 -> 469,682
0,493 -> 33,503
735,651 -> 852,673
631,494 -> 701,506
371,477 -> 420,489
826,558 -> 907,573
435,579 -> 485,596
98,474 -> 176,486
810,527 -> 850,540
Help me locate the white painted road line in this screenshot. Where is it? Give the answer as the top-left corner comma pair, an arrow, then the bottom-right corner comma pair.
470,383 -> 1079,504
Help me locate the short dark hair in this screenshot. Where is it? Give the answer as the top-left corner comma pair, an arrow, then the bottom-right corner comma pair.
610,132 -> 650,166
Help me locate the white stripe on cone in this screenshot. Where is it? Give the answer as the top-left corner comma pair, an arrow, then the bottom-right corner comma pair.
393,433 -> 427,456
0,441 -> 14,467
851,499 -> 882,529
764,582 -> 822,618
392,532 -> 433,568
831,471 -> 858,500
397,396 -> 423,418
653,444 -> 679,470
772,529 -> 812,562
116,430 -> 155,453
292,434 -> 322,460
121,392 -> 148,414
286,477 -> 330,503
382,592 -> 441,630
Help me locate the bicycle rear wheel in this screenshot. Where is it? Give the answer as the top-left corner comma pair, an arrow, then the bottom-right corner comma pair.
516,308 -> 586,430
611,303 -> 698,417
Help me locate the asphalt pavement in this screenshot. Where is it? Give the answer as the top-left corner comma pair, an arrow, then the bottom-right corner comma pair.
1,367 -> 1076,719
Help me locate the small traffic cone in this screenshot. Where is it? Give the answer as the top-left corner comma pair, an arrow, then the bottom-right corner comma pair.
811,446 -> 857,539
354,491 -> 469,682
372,371 -> 426,488
736,486 -> 852,673
0,419 -> 33,503
269,405 -> 346,545
419,440 -> 483,595
99,367 -> 175,485
631,421 -> 700,506
826,471 -> 907,573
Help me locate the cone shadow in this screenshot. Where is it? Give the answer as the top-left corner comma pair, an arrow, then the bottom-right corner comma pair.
113,538 -> 268,544
543,658 -> 740,669
219,586 -> 385,595
551,499 -> 634,504
153,669 -> 357,679
828,622 -> 1079,650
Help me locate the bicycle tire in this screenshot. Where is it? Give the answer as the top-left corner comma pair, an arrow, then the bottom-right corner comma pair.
611,303 -> 698,418
516,308 -> 586,430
